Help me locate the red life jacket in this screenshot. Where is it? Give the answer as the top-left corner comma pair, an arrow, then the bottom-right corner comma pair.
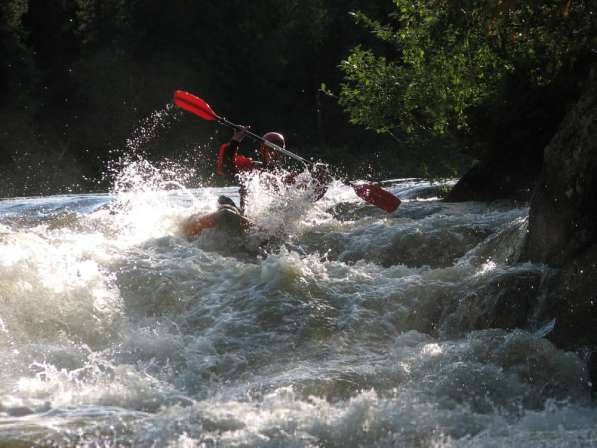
216,142 -> 256,176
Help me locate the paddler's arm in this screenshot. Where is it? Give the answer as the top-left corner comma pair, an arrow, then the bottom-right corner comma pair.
216,126 -> 261,181
216,140 -> 240,182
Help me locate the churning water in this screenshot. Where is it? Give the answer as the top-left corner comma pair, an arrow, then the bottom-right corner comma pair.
1,163 -> 596,447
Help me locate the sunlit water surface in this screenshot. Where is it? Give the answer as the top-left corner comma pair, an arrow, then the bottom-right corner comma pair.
0,164 -> 596,447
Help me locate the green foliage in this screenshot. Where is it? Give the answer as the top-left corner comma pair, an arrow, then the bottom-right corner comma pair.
475,0 -> 596,86
337,0 -> 597,141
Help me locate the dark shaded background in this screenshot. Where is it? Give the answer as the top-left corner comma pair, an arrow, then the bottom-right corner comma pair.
0,0 -> 468,197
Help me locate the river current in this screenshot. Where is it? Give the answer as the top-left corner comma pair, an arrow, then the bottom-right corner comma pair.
0,164 -> 596,447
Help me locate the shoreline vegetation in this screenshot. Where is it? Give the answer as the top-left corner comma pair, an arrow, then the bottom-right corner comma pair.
2,0 -> 597,389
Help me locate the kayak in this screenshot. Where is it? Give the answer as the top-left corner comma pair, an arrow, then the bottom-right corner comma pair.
181,204 -> 247,238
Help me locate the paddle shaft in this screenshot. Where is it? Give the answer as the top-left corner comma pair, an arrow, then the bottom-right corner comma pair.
214,115 -> 401,213
215,116 -> 310,165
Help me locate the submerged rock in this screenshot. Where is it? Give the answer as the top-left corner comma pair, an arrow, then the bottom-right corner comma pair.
445,154 -> 539,203
439,270 -> 544,337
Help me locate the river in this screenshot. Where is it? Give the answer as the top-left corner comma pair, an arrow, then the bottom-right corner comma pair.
0,163 -> 596,447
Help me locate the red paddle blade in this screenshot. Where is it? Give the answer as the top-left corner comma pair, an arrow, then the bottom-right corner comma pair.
173,90 -> 218,121
352,183 -> 401,213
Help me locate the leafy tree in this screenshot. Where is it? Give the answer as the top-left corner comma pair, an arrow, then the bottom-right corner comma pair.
337,0 -> 597,152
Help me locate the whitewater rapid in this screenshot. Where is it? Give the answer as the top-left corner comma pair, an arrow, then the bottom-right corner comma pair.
0,169 -> 596,447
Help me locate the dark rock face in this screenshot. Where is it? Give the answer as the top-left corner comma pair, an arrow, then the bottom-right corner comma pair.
524,65 -> 597,266
519,65 -> 597,394
547,244 -> 597,349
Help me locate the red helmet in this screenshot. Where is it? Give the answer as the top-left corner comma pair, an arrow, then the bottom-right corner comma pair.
262,132 -> 285,147
260,132 -> 285,165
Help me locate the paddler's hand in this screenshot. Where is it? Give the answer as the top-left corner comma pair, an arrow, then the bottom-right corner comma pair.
231,126 -> 250,143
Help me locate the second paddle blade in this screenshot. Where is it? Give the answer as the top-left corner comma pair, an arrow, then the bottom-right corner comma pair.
353,183 -> 401,213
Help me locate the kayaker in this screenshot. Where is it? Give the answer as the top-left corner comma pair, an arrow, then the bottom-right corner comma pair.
181,128 -> 329,239
216,127 -> 286,212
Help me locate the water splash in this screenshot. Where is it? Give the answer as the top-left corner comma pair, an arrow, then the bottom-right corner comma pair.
97,156 -> 212,245
1,177 -> 596,447
241,167 -> 331,237
125,104 -> 180,154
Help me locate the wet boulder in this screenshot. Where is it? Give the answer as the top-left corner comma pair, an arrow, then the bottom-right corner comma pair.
520,64 -> 597,392
525,64 -> 597,267
523,64 -> 597,342
546,244 -> 597,349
